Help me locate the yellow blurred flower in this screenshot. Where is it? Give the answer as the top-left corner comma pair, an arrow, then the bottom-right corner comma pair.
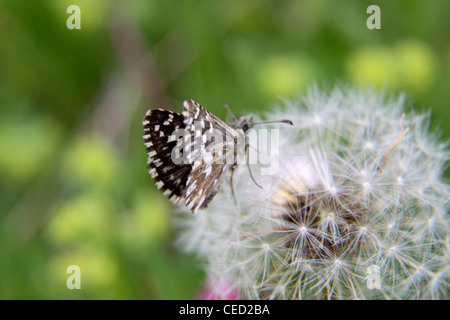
258,55 -> 317,98
346,40 -> 436,93
396,41 -> 437,93
60,135 -> 119,190
45,192 -> 114,246
48,246 -> 118,298
0,116 -> 62,184
119,189 -> 171,250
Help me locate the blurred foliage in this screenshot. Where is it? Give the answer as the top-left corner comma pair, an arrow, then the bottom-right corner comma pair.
0,0 -> 448,299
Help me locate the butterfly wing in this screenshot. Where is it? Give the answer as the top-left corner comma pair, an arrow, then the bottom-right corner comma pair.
182,99 -> 237,213
182,99 -> 230,130
143,108 -> 191,203
143,100 -> 242,214
185,162 -> 232,213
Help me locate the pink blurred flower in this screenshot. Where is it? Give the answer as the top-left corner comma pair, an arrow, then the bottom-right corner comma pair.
198,278 -> 241,300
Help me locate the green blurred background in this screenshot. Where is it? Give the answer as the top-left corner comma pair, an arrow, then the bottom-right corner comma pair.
0,0 -> 448,299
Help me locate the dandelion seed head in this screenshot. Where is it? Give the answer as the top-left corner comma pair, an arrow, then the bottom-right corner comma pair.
175,86 -> 449,300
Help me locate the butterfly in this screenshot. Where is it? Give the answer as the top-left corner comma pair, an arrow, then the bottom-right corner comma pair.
143,99 -> 292,213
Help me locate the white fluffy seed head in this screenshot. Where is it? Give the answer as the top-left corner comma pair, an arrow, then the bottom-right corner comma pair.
175,86 -> 449,300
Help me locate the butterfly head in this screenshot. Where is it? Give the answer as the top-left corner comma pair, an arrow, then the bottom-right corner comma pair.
232,116 -> 254,133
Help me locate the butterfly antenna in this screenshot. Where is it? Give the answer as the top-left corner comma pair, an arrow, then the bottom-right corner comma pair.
247,164 -> 263,189
230,166 -> 237,205
222,103 -> 237,121
252,119 -> 293,126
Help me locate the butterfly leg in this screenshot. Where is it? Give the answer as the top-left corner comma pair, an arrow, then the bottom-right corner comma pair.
247,163 -> 263,189
245,135 -> 263,189
230,165 -> 237,205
